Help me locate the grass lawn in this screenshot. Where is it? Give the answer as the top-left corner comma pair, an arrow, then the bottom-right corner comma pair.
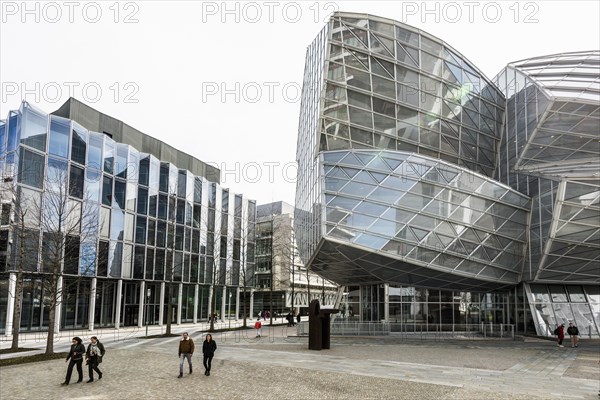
0,352 -> 69,367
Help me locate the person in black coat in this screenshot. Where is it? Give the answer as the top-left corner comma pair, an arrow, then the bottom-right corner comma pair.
85,336 -> 106,382
202,334 -> 217,376
62,337 -> 86,385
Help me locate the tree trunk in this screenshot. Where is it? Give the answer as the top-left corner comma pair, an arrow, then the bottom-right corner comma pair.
242,286 -> 247,328
45,272 -> 58,355
11,214 -> 26,350
208,283 -> 216,332
269,283 -> 273,325
166,282 -> 173,335
46,304 -> 56,355
11,270 -> 23,350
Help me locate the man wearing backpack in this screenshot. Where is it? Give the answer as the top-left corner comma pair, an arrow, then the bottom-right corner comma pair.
567,322 -> 580,348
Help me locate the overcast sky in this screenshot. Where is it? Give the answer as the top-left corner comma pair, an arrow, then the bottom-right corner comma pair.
1,0 -> 599,206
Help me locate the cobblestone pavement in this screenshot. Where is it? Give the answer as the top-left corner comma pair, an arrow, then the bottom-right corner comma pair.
1,325 -> 599,400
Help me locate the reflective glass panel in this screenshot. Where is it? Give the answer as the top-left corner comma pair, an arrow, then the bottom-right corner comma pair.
48,116 -> 70,158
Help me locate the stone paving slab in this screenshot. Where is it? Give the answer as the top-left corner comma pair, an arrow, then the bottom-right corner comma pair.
0,347 -> 548,400
1,326 -> 599,400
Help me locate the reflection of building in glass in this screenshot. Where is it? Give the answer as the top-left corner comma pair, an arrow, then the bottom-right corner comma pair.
295,12 -> 599,336
0,98 -> 256,333
253,201 -> 337,317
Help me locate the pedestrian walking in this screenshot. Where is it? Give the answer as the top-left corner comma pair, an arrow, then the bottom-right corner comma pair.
296,313 -> 301,325
85,336 -> 106,383
254,319 -> 262,337
567,322 -> 580,347
202,334 -> 217,376
555,323 -> 565,347
62,337 -> 86,385
286,312 -> 292,327
177,332 -> 195,378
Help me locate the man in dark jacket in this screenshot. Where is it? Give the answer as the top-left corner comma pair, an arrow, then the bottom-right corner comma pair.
556,323 -> 566,347
178,332 -> 195,378
85,336 -> 106,382
567,322 -> 580,348
62,337 -> 86,385
202,334 -> 217,376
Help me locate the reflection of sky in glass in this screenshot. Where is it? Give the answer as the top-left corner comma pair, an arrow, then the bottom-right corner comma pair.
79,242 -> 97,276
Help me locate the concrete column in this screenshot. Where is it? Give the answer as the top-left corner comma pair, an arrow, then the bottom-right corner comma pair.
138,281 -> 145,328
207,285 -> 213,320
6,273 -> 16,335
88,278 -> 97,331
220,286 -> 226,320
55,275 -> 63,334
114,279 -> 123,329
177,283 -> 183,325
384,283 -> 389,322
158,282 -> 165,326
358,285 -> 362,322
193,284 -> 199,324
249,289 -> 254,320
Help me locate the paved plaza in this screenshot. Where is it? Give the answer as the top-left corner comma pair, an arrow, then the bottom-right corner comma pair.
1,323 -> 599,400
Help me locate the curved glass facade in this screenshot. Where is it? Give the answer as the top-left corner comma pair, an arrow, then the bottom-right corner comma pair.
318,150 -> 528,290
296,12 -> 512,290
295,12 -> 599,336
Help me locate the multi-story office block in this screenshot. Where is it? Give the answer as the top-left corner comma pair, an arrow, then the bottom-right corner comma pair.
295,12 -> 599,335
0,98 -> 256,333
254,201 -> 337,316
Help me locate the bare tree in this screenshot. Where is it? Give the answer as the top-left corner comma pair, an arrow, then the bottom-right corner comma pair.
37,165 -> 99,354
9,189 -> 33,350
236,199 -> 255,329
0,178 -> 31,350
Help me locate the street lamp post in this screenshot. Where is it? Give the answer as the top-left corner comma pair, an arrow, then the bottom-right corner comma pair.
145,288 -> 151,338
228,291 -> 232,330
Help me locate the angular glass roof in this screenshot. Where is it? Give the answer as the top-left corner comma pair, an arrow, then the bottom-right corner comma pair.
510,51 -> 600,102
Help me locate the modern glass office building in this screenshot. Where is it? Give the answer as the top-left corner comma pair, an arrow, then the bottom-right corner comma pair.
295,12 -> 599,336
0,98 -> 256,334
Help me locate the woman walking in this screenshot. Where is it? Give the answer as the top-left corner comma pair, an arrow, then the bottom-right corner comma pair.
62,337 -> 86,385
85,336 -> 106,382
202,334 -> 217,376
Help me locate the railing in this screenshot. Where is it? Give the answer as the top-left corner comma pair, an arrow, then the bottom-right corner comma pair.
296,321 -> 516,339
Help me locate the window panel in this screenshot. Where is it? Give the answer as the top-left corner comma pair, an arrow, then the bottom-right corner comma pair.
18,148 -> 44,189
49,116 -> 70,158
71,128 -> 87,165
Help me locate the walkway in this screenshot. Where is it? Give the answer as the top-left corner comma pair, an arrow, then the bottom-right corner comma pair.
1,324 -> 598,399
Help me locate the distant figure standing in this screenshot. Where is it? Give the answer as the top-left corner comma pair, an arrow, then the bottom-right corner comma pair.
62,337 -> 86,385
567,322 -> 579,348
556,323 -> 565,347
286,312 -> 292,327
254,319 -> 262,337
85,336 -> 106,383
202,334 -> 217,376
177,332 -> 194,378
296,314 -> 301,325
